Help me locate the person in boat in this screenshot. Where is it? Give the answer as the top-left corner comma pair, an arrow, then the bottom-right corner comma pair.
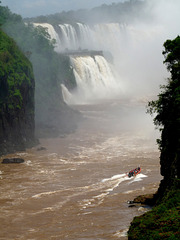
128,167 -> 141,177
128,171 -> 134,177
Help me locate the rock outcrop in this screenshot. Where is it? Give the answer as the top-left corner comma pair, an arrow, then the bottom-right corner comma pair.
0,29 -> 36,155
2,158 -> 24,164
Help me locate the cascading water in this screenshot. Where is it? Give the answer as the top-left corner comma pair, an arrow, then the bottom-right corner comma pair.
58,24 -> 79,50
56,22 -> 125,54
33,23 -> 62,52
76,23 -> 94,49
34,22 -> 123,104
62,55 -> 120,104
34,21 -> 167,104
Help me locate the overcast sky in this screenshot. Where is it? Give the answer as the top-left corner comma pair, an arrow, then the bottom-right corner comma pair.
1,0 -> 126,17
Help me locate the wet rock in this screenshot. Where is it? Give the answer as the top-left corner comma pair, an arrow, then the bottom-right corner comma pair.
128,204 -> 136,208
133,194 -> 157,206
2,158 -> 25,164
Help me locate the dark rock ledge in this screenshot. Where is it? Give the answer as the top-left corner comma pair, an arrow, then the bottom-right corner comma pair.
128,193 -> 158,208
2,158 -> 25,164
133,193 -> 157,206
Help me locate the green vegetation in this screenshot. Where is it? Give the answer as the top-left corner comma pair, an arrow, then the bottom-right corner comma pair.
128,180 -> 180,240
0,3 -> 77,136
0,26 -> 35,154
147,36 -> 180,185
128,36 -> 180,239
0,30 -> 34,112
25,0 -> 150,25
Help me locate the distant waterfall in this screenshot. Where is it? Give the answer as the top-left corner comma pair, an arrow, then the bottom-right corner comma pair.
61,55 -> 120,104
34,22 -> 123,104
56,22 -> 166,99
57,24 -> 79,50
33,23 -> 62,52
34,21 -> 165,103
34,22 -> 125,53
57,23 -> 94,51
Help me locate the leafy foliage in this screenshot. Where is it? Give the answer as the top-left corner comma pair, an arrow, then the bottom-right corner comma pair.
129,36 -> 180,240
0,3 -> 76,131
147,36 -> 180,129
163,37 -> 180,80
0,2 -> 22,27
0,29 -> 34,113
128,180 -> 180,240
147,36 -> 180,179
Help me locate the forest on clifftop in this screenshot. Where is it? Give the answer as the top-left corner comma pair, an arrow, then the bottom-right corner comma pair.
25,0 -> 151,25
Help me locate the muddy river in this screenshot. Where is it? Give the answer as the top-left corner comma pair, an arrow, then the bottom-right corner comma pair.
0,99 -> 162,239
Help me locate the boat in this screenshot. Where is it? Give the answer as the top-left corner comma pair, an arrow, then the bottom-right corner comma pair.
128,167 -> 141,178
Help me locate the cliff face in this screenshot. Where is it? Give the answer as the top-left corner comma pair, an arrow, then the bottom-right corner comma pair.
0,30 -> 36,155
157,36 -> 180,199
158,120 -> 180,199
128,36 -> 180,240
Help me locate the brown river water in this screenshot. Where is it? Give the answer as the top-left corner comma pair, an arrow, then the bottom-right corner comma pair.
0,99 -> 162,240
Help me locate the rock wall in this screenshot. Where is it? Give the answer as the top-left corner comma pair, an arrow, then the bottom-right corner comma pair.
0,30 -> 36,155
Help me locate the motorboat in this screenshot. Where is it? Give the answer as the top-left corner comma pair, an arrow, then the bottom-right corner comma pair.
128,167 -> 141,178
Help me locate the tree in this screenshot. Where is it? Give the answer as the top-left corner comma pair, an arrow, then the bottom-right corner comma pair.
163,36 -> 180,81
147,36 -> 180,188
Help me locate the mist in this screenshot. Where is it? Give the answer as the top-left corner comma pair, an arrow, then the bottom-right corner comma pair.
3,0 -> 125,18
84,0 -> 180,100
3,0 -> 180,135
48,0 -> 180,139
39,0 -> 179,104
10,0 -> 179,136
120,0 -> 180,98
2,3 -> 177,237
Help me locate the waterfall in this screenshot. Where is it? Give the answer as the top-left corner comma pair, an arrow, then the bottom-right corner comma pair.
55,22 -> 124,54
61,55 -> 121,105
76,23 -> 94,49
33,22 -> 128,65
34,22 -> 123,53
33,23 -> 62,52
34,21 -> 166,103
57,23 -> 94,51
34,22 -> 123,104
58,24 -> 79,50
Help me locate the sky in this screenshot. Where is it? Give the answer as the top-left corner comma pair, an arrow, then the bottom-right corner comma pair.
1,0 -> 126,17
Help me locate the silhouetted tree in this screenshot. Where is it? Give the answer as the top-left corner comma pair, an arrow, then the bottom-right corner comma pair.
148,36 -> 180,187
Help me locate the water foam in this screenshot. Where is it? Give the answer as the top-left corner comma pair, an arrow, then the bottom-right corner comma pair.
0,170 -> 3,179
62,55 -> 121,104
113,229 -> 128,238
128,173 -> 148,184
79,173 -> 130,210
102,173 -> 126,182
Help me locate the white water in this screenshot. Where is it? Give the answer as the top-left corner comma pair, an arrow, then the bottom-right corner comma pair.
33,23 -> 62,52
62,55 -> 121,104
34,17 -> 178,104
58,24 -> 79,50
34,22 -> 123,103
34,22 -> 128,55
